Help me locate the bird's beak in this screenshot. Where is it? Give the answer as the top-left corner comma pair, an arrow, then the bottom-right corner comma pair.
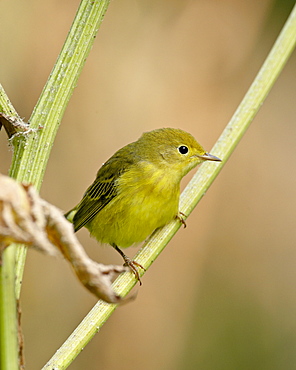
197,152 -> 222,162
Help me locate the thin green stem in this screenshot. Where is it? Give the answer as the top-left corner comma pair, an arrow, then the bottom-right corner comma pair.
43,4 -> 296,369
0,1 -> 111,368
0,87 -> 20,370
0,249 -> 19,370
0,83 -> 23,370
0,84 -> 20,117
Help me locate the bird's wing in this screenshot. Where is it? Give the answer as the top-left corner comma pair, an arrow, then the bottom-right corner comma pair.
72,154 -> 133,232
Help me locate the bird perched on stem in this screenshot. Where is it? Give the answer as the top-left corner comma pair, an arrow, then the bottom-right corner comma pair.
65,128 -> 221,284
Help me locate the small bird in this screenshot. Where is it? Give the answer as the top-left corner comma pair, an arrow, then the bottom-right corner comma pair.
65,128 -> 221,283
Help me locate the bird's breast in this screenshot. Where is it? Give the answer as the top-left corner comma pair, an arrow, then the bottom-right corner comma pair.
87,162 -> 180,248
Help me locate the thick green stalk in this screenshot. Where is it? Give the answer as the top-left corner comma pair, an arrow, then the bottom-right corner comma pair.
12,0 -> 111,299
10,0 -> 110,186
0,1 -> 111,369
43,4 -> 296,369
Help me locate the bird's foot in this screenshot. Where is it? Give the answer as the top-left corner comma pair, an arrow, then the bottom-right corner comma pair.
114,245 -> 146,285
123,257 -> 146,286
176,211 -> 187,228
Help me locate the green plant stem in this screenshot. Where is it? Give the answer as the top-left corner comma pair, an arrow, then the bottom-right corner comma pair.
0,84 -> 20,117
0,249 -> 19,370
0,1 -> 111,369
43,3 -> 296,369
12,0 -> 111,299
0,85 -> 25,370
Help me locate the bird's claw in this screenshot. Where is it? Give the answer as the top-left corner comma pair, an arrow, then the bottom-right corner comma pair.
123,257 -> 146,286
176,212 -> 187,228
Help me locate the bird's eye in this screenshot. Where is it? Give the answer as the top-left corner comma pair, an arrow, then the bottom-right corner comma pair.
178,145 -> 189,155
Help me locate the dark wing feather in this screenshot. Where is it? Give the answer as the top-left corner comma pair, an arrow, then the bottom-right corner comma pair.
72,178 -> 117,232
72,147 -> 136,232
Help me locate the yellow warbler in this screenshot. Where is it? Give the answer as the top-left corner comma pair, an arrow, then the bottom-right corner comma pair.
65,128 -> 221,283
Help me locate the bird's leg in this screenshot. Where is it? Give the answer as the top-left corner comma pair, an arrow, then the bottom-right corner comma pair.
176,211 -> 187,228
113,245 -> 146,285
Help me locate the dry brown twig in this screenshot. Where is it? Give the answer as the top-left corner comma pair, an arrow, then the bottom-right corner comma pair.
0,113 -> 33,139
0,173 -> 126,303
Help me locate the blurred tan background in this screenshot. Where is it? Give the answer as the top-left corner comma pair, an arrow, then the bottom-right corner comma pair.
1,0 -> 296,369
